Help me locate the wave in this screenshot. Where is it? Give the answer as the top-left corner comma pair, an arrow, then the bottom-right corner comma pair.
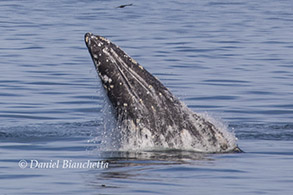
0,121 -> 100,139
230,123 -> 293,141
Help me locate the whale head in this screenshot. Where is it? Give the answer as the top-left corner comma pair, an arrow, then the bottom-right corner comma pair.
85,32 -> 241,153
85,33 -> 173,122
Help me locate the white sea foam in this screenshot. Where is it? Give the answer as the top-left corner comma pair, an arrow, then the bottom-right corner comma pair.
198,112 -> 237,150
115,110 -> 238,153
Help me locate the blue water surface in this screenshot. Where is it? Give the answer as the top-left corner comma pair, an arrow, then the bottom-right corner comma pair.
1,0 -> 293,194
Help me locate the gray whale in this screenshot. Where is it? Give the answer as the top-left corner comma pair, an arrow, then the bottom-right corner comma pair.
85,33 -> 241,153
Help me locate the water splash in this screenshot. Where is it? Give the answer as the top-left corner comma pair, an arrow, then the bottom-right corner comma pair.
95,107 -> 239,153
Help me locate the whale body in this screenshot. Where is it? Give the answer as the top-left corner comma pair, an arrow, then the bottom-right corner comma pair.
85,33 -> 241,153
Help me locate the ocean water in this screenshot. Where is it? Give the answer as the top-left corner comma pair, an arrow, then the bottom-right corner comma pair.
1,0 -> 293,194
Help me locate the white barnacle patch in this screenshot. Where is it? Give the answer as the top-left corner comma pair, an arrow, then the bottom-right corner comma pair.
101,74 -> 111,83
99,36 -> 110,43
151,105 -> 156,111
123,103 -> 128,107
159,92 -> 162,96
85,36 -> 89,43
106,59 -> 109,62
99,53 -> 102,57
138,65 -> 144,70
139,98 -> 143,103
148,85 -> 153,89
130,58 -> 138,65
110,85 -> 114,89
93,54 -> 98,58
98,42 -> 102,47
119,82 -> 122,85
102,48 -> 109,53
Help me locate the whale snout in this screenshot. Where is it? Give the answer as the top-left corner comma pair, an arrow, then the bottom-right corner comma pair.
84,33 -> 110,69
84,32 -> 92,45
84,32 -> 104,51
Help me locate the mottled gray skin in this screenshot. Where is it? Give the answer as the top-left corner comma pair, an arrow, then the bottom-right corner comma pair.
85,33 -> 241,153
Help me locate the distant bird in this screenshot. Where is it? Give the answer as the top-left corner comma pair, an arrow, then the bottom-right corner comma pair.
117,4 -> 133,8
